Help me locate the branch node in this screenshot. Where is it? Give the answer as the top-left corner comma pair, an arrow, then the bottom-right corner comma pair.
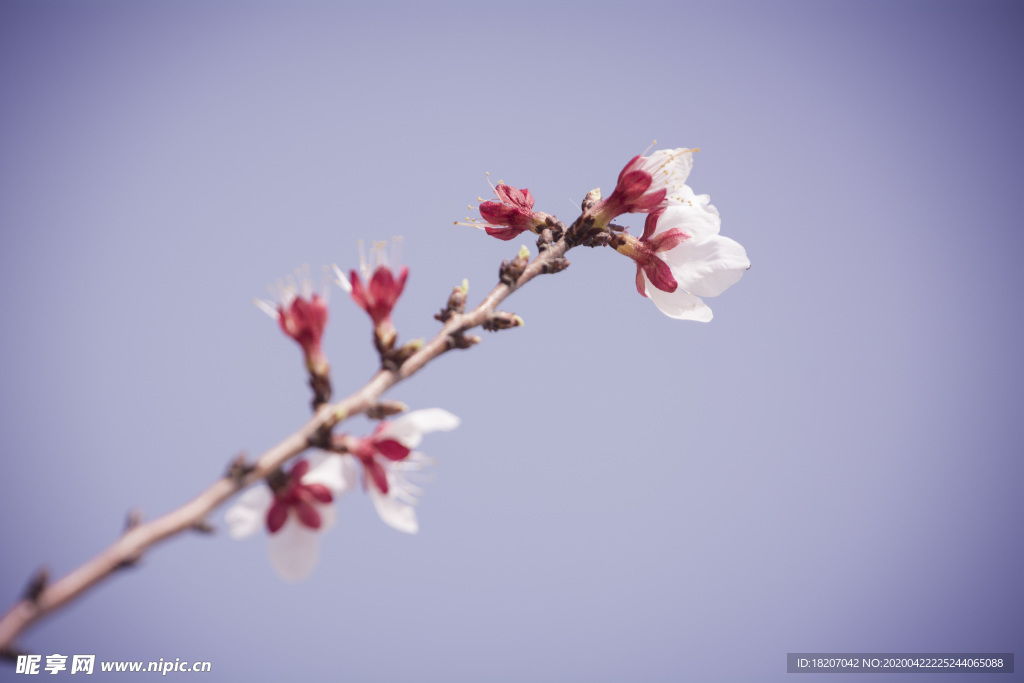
536,228 -> 554,251
1,644 -> 29,662
446,332 -> 481,350
435,280 -> 468,322
366,401 -> 408,420
544,216 -> 565,241
124,509 -> 143,534
308,372 -> 333,411
22,567 -> 48,603
381,338 -> 423,371
226,452 -> 255,484
190,519 -> 216,535
115,511 -> 145,568
307,423 -> 333,451
116,556 -> 141,571
541,257 -> 570,275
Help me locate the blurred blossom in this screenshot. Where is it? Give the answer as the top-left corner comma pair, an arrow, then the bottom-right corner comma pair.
346,408 -> 460,534
255,269 -> 331,377
226,454 -> 354,582
346,240 -> 409,348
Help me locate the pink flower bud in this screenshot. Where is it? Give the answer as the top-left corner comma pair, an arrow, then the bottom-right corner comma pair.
278,294 -> 329,376
255,272 -> 330,378
478,183 -> 549,241
349,264 -> 409,347
458,179 -> 551,241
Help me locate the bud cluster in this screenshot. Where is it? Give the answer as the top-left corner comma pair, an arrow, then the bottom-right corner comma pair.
459,144 -> 750,322
228,409 -> 460,581
232,144 -> 749,583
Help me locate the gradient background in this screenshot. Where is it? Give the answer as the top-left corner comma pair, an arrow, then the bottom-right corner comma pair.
1,1 -> 1021,681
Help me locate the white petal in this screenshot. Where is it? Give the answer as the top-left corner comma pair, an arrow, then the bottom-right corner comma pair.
378,408 -> 460,449
253,298 -> 280,320
316,501 -> 337,532
644,273 -> 714,322
225,486 -> 273,539
332,264 -> 352,293
653,200 -> 721,240
644,148 -> 694,198
267,520 -> 321,582
302,452 -> 355,496
662,235 -> 750,298
369,485 -> 419,534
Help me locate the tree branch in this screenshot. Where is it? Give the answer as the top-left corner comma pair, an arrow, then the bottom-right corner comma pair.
0,231 -> 572,653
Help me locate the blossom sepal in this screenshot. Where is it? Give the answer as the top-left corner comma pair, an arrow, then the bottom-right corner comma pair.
590,148 -> 697,226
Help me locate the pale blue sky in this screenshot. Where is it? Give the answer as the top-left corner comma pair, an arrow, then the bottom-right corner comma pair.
1,1 -> 1021,681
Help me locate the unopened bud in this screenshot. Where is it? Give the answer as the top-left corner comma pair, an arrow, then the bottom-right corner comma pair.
483,311 -> 524,331
191,519 -> 215,534
366,401 -> 409,419
542,257 -> 570,275
447,332 -> 481,350
23,567 -> 49,602
436,279 -> 469,322
500,245 -> 531,285
387,338 -> 423,368
226,452 -> 254,483
400,338 -> 423,355
582,187 -> 602,212
536,227 -> 553,251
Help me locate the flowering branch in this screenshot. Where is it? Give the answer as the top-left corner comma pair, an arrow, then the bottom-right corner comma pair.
0,146 -> 749,657
0,221 -> 571,656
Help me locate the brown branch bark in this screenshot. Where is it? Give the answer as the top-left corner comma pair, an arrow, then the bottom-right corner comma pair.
0,233 -> 573,655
